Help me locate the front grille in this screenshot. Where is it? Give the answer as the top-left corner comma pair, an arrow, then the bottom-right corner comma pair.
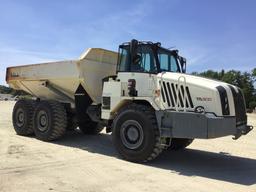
216,86 -> 230,115
228,85 -> 247,125
160,81 -> 194,109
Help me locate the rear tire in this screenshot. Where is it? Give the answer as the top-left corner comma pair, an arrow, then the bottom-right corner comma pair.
169,138 -> 194,150
12,99 -> 36,136
78,114 -> 103,135
112,104 -> 163,163
33,100 -> 67,141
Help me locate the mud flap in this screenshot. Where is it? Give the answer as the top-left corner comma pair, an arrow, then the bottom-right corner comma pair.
74,84 -> 93,125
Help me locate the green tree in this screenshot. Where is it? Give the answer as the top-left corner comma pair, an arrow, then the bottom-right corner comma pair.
200,70 -> 221,80
193,69 -> 256,108
0,85 -> 29,96
249,101 -> 256,110
252,68 -> 256,81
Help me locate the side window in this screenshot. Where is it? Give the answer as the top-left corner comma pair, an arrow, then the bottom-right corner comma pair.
118,48 -> 129,71
158,50 -> 180,72
170,56 -> 178,72
158,54 -> 169,71
131,46 -> 157,73
142,53 -> 151,71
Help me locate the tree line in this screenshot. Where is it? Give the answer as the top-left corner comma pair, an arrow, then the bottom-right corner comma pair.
192,68 -> 256,110
0,85 -> 28,96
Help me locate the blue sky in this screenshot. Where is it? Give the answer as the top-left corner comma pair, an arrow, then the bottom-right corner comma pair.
0,0 -> 255,85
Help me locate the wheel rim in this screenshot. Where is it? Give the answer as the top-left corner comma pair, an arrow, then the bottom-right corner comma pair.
37,110 -> 49,132
16,108 -> 25,127
120,120 -> 144,149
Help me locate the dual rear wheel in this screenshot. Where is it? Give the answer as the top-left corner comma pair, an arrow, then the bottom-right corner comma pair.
12,99 -> 35,136
12,99 -> 102,141
33,100 -> 67,141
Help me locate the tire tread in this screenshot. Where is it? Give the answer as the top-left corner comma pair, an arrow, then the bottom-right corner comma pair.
114,103 -> 164,162
12,99 -> 36,136
33,100 -> 67,141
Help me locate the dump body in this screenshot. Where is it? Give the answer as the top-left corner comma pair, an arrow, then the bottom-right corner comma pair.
6,48 -> 118,104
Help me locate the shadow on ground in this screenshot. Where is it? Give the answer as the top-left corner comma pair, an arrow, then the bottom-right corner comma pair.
54,130 -> 256,186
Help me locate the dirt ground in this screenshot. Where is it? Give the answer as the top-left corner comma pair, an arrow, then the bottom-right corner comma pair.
0,101 -> 255,192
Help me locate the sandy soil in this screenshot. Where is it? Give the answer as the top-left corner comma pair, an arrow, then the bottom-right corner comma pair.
0,101 -> 255,192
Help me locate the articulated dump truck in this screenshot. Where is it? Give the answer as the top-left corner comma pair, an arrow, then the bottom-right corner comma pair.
6,39 -> 253,162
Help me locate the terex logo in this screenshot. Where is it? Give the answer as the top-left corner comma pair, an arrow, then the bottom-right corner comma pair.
196,97 -> 212,101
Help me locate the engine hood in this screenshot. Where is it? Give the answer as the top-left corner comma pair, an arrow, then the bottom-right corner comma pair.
157,72 -> 230,90
156,72 -> 238,116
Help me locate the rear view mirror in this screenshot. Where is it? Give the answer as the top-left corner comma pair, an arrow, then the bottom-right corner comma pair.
179,56 -> 186,73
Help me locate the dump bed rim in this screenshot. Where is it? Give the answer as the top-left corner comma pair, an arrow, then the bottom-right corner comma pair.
6,60 -> 77,69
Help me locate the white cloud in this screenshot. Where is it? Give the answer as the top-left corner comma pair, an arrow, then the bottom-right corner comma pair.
74,0 -> 153,49
0,47 -> 67,85
0,48 -> 62,66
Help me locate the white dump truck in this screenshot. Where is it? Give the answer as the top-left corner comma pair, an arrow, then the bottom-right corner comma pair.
6,39 -> 253,162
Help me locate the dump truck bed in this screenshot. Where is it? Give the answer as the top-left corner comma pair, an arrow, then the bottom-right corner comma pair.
6,48 -> 118,104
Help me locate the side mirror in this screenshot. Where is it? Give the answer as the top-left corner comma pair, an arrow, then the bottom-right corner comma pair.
180,56 -> 186,73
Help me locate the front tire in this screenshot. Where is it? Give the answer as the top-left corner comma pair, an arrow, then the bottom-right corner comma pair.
12,99 -> 36,136
112,104 -> 163,163
33,100 -> 67,141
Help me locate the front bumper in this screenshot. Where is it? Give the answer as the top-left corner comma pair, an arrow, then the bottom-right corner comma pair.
155,110 -> 253,139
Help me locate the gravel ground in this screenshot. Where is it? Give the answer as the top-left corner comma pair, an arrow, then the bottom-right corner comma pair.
0,101 -> 255,192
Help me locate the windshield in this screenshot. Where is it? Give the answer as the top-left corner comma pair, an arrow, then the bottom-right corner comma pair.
117,44 -> 182,73
157,49 -> 180,72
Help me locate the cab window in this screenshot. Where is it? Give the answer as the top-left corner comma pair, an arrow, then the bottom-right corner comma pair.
158,49 -> 180,72
118,47 -> 130,71
118,45 -> 157,73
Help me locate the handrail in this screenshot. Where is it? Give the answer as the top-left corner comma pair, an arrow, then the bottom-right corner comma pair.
177,76 -> 187,112
160,72 -> 166,110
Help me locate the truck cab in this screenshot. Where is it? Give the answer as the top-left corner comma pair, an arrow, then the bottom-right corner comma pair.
102,40 -> 186,117
101,39 -> 253,162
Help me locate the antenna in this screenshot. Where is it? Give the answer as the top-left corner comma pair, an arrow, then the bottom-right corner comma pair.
168,46 -> 176,50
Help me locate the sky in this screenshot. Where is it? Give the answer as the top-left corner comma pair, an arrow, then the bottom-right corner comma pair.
0,0 -> 256,85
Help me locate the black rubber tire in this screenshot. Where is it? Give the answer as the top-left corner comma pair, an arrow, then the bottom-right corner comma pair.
112,104 -> 163,163
78,114 -> 103,135
12,99 -> 36,136
33,100 -> 67,141
169,138 -> 194,150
